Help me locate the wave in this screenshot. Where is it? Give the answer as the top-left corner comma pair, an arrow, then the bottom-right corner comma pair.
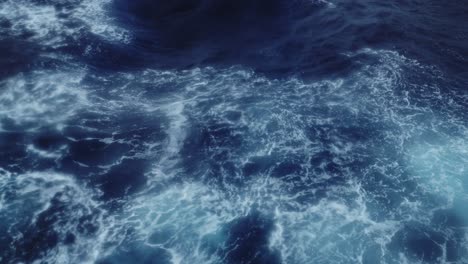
0,0 -> 467,263
0,46 -> 467,263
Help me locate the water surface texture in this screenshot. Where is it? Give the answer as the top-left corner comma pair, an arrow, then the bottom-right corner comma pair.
0,0 -> 467,263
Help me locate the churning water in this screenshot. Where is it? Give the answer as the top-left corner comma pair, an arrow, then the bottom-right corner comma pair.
0,0 -> 467,263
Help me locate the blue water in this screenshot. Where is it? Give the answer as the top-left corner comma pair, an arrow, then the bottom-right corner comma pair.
0,0 -> 467,263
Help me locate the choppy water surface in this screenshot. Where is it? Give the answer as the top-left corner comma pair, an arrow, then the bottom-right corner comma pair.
0,0 -> 467,263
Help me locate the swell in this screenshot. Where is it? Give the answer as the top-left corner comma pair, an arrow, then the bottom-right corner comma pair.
109,0 -> 468,78
0,0 -> 467,264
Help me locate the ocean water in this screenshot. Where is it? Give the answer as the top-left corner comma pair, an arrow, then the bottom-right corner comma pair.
0,0 -> 467,263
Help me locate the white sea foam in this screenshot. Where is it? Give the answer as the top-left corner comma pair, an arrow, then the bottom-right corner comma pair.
57,48 -> 459,263
0,70 -> 88,130
76,0 -> 131,43
0,1 -> 466,264
0,0 -> 129,48
103,48 -> 466,263
0,38 -> 466,263
0,170 -> 107,264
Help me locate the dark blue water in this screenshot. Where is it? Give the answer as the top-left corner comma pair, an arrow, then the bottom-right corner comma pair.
0,0 -> 467,263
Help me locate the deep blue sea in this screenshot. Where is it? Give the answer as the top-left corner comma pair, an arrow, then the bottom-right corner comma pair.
0,0 -> 467,263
